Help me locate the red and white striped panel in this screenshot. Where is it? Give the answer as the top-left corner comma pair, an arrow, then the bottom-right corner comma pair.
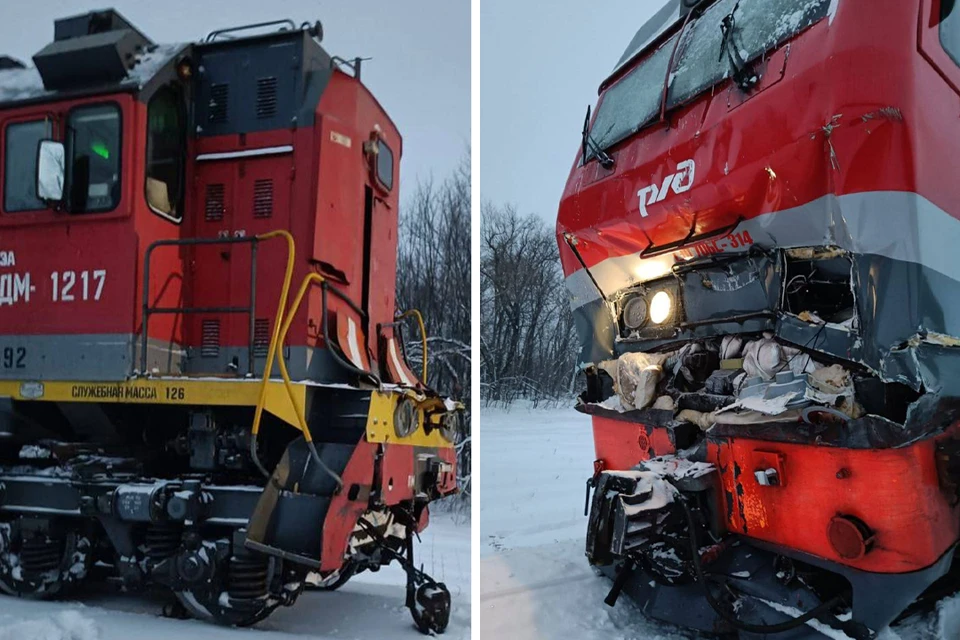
335,311 -> 371,373
382,327 -> 420,387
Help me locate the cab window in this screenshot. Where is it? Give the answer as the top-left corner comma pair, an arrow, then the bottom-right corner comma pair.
4,119 -> 52,212
65,103 -> 121,213
377,139 -> 394,191
943,0 -> 960,66
145,87 -> 185,221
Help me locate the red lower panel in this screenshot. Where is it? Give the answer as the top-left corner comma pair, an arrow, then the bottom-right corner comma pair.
712,437 -> 960,574
591,415 -> 676,471
589,414 -> 960,574
320,441 -> 376,572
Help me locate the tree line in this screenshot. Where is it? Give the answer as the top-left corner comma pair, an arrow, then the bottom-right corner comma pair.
396,156 -> 472,496
480,202 -> 579,407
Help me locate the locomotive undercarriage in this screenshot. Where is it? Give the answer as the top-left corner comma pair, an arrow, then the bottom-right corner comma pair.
579,246 -> 960,637
0,396 -> 453,631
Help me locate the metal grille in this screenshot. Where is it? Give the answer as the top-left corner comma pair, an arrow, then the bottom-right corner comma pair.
205,184 -> 225,221
201,319 -> 221,357
256,77 -> 278,119
253,179 -> 273,218
253,318 -> 271,357
208,83 -> 229,124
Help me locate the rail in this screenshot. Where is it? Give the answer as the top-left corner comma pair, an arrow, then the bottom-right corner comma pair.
250,272 -> 376,484
142,233 -> 284,376
391,309 -> 428,384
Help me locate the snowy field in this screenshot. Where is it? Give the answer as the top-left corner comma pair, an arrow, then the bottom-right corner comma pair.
479,404 -> 960,639
0,510 -> 470,640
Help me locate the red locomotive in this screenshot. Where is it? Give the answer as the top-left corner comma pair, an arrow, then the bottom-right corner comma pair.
0,9 -> 458,632
559,0 -> 960,636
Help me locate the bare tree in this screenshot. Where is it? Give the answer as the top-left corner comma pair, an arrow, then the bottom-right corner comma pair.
396,154 -> 472,496
480,202 -> 579,407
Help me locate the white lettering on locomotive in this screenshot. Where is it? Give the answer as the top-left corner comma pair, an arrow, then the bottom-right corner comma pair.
637,159 -> 696,218
50,270 -> 106,302
0,251 -> 15,268
0,273 -> 31,306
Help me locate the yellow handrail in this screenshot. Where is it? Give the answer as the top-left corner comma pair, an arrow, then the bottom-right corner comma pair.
250,230 -> 296,439
396,309 -> 428,384
272,273 -> 327,444
263,271 -> 345,488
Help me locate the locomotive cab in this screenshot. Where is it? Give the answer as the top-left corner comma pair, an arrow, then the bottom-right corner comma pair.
0,9 -> 458,633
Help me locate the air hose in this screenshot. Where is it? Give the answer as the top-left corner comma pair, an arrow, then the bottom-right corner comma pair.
672,486 -> 846,635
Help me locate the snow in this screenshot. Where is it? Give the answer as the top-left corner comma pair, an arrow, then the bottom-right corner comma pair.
480,404 -> 960,639
0,512 -> 469,640
480,405 -> 690,639
0,67 -> 48,104
126,44 -> 187,88
0,42 -> 185,106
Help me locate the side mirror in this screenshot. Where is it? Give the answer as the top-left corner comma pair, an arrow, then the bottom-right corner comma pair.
36,140 -> 65,202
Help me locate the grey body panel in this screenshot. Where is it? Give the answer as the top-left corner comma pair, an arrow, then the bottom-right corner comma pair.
0,333 -> 346,384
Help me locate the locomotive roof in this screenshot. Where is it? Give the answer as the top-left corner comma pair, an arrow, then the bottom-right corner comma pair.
0,42 -> 187,109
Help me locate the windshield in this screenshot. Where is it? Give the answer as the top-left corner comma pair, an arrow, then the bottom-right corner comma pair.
587,0 -> 831,160
588,35 -> 677,157
66,103 -> 122,213
4,119 -> 52,212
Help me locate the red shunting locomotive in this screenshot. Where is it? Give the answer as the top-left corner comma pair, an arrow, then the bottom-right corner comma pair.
0,9 -> 459,633
560,0 -> 960,637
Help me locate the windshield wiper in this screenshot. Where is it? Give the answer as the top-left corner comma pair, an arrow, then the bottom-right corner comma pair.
581,105 -> 615,170
718,0 -> 759,92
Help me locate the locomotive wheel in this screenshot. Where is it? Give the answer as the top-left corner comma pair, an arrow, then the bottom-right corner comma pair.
0,519 -> 93,599
172,553 -> 284,627
173,588 -> 276,627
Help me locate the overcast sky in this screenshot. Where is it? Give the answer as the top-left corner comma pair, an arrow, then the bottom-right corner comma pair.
481,0 -> 670,223
0,0 -> 470,198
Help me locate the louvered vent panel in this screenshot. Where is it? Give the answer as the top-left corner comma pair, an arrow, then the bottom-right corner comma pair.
205,184 -> 225,221
253,318 -> 271,357
253,179 -> 274,218
208,83 -> 229,124
256,77 -> 278,119
201,320 -> 221,357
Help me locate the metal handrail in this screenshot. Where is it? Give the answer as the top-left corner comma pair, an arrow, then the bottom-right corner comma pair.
205,19 -> 297,43
249,266 -> 377,485
247,231 -> 296,478
140,234 -> 271,376
395,309 -> 428,384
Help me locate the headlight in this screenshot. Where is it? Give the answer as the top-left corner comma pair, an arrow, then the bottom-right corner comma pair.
439,412 -> 461,444
649,291 -> 673,325
394,398 -> 418,438
622,296 -> 648,329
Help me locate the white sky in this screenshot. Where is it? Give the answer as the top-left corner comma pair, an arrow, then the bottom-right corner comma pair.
0,0 -> 470,197
480,0 -> 671,222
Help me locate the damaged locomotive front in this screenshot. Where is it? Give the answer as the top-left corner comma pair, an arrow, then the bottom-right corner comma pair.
558,0 -> 960,637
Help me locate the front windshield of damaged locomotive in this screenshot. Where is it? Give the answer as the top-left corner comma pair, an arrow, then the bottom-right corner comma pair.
585,0 -> 832,162
65,103 -> 122,213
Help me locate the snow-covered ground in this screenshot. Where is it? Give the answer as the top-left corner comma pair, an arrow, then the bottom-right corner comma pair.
479,404 -> 960,639
0,510 -> 470,640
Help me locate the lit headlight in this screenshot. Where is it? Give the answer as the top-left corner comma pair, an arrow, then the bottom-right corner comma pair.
394,398 -> 418,438
622,295 -> 648,329
649,291 -> 673,325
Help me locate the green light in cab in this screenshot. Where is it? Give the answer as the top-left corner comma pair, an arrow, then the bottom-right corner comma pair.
91,142 -> 110,160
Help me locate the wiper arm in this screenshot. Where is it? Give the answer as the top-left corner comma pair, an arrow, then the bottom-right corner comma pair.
718,0 -> 759,92
581,105 -> 615,170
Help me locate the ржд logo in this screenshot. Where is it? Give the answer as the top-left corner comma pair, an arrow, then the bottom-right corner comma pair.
637,159 -> 696,218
